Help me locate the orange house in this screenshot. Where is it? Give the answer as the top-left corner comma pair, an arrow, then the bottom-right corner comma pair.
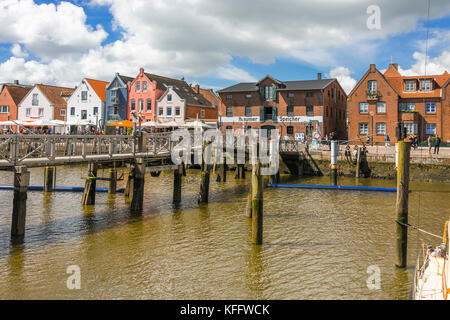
0,81 -> 32,127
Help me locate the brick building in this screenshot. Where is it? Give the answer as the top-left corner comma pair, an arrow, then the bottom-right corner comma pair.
217,74 -> 347,140
347,63 -> 450,143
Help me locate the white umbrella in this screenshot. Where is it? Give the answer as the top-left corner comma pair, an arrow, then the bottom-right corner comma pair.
48,119 -> 66,126
180,120 -> 213,129
22,119 -> 56,126
157,121 -> 181,128
141,121 -> 158,127
0,120 -> 21,126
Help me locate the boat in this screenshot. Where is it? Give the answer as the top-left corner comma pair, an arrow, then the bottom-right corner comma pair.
413,220 -> 450,300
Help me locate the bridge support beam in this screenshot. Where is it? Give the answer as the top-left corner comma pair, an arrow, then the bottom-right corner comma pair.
108,168 -> 117,195
124,163 -> 135,199
81,162 -> 97,205
235,164 -> 245,179
173,165 -> 183,204
198,164 -> 211,204
44,166 -> 55,192
131,158 -> 145,212
11,166 -> 30,237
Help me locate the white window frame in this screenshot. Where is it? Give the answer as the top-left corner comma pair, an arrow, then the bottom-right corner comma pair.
359,123 -> 368,134
368,80 -> 377,93
26,108 -> 31,116
167,107 -> 172,116
226,94 -> 232,100
376,102 -> 386,114
426,103 -> 436,114
226,106 -> 232,117
0,105 -> 9,113
142,81 -> 147,92
245,94 -> 252,99
60,109 -> 66,117
404,123 -> 418,135
175,106 -> 180,116
421,79 -> 432,91
38,108 -> 44,116
158,107 -> 164,116
426,123 -> 436,135
376,122 -> 386,135
135,81 -> 140,92
200,109 -> 205,119
359,102 -> 369,114
405,80 -> 415,92
32,94 -> 39,106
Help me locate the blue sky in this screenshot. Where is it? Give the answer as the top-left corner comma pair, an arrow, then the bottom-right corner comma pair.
1,0 -> 450,92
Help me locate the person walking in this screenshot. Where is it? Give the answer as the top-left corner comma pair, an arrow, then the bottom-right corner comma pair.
345,144 -> 352,165
434,135 -> 441,155
385,134 -> 390,147
427,135 -> 433,155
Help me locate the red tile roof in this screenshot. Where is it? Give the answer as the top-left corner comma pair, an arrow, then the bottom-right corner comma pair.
85,78 -> 109,102
6,86 -> 32,105
36,84 -> 75,106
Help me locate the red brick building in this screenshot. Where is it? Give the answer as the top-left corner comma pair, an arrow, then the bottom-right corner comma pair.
347,63 -> 450,143
217,74 -> 347,140
0,81 -> 32,129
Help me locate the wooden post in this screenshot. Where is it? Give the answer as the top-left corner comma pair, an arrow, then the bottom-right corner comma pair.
198,164 -> 211,204
235,164 -> 245,179
269,172 -> 280,185
173,165 -> 182,204
124,163 -> 135,199
251,161 -> 263,245
11,166 -> 30,237
108,168 -> 117,195
131,158 -> 145,212
81,162 -> 97,205
395,141 -> 411,268
216,163 -> 227,182
44,166 -> 55,192
355,147 -> 361,178
246,185 -> 252,218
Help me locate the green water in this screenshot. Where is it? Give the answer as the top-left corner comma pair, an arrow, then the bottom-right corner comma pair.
0,166 -> 449,299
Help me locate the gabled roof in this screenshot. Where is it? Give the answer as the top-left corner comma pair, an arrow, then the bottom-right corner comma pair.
198,88 -> 219,107
256,75 -> 283,86
348,66 -> 401,98
162,85 -> 213,107
118,74 -> 134,85
218,78 -> 335,93
144,73 -> 188,91
6,86 -> 32,105
35,84 -> 75,106
85,78 -> 109,102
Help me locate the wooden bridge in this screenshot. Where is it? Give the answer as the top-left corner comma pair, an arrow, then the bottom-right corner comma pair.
0,133 -> 317,240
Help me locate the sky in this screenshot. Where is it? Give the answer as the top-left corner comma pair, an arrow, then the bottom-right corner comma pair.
0,0 -> 450,94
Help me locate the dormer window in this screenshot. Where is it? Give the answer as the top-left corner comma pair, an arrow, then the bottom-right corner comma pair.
405,80 -> 415,92
421,79 -> 432,91
167,94 -> 172,102
260,86 -> 276,101
368,80 -> 377,93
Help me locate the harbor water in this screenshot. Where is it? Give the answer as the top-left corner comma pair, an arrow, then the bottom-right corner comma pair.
0,165 -> 449,299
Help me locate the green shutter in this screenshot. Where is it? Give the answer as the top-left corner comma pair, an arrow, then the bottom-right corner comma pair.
260,86 -> 264,100
272,107 -> 277,122
272,85 -> 277,101
260,106 -> 265,122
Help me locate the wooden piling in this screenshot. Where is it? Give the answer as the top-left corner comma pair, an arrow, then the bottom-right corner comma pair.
131,158 -> 145,212
44,166 -> 55,192
269,171 -> 280,185
124,163 -> 135,199
173,165 -> 182,204
355,147 -> 361,178
108,168 -> 117,195
81,162 -> 97,205
395,141 -> 411,268
251,161 -> 263,245
11,166 -> 30,237
216,163 -> 227,182
235,164 -> 245,179
246,185 -> 252,218
198,165 -> 211,204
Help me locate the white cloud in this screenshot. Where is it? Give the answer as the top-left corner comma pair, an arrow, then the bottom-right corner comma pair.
327,67 -> 357,94
396,51 -> 450,76
2,0 -> 450,86
10,44 -> 28,58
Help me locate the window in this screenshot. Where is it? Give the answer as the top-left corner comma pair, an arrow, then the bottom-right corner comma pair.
288,93 -> 294,98
158,108 -> 163,116
146,99 -> 152,112
167,107 -> 172,116
426,124 -> 436,135
226,95 -> 232,100
287,126 -> 294,136
70,107 -> 75,116
200,109 -> 205,119
306,105 -> 314,116
264,86 -> 276,101
131,99 -> 136,111
287,105 -> 294,116
0,105 -> 9,113
405,80 -> 415,92
245,106 -> 252,116
376,123 -> 386,135
81,91 -> 88,101
26,108 -> 31,116
421,79 -> 432,91
368,80 -> 377,93
426,103 -> 436,113
306,92 -> 314,97
81,110 -> 87,119
38,108 -> 44,116
142,81 -> 147,92
399,102 -> 415,112
110,90 -> 116,102
167,94 -> 172,102
404,123 -> 418,134
135,81 -> 140,92
359,102 -> 369,114
93,107 -> 98,115
226,126 -> 233,130
359,123 -> 368,134
60,109 -> 66,117
175,106 -> 180,116
376,102 -> 386,113
32,94 -> 38,106
226,106 -> 232,117
138,99 -> 143,112
245,94 -> 252,99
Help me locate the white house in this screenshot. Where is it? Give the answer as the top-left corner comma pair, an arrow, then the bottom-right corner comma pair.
18,84 -> 75,132
66,78 -> 108,132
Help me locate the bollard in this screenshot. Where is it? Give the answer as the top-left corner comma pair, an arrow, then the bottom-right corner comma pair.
173,165 -> 183,204
44,166 -> 55,192
108,168 -> 117,195
251,161 -> 263,245
131,158 -> 145,212
11,166 -> 30,237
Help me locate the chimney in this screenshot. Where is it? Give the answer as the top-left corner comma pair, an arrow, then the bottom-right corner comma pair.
317,73 -> 322,80
391,63 -> 399,70
370,64 -> 376,72
14,80 -> 19,85
139,67 -> 144,74
194,84 -> 200,93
